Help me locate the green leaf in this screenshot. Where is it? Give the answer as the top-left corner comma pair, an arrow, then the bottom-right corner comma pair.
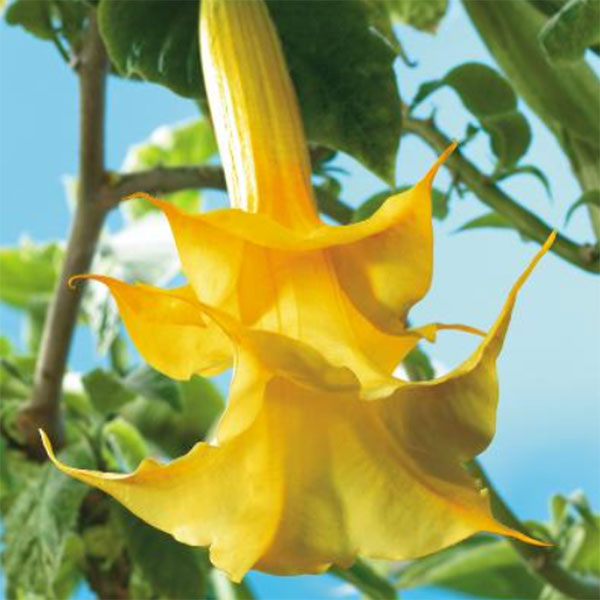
122,119 -> 218,220
457,212 -> 515,233
121,375 -> 224,457
115,504 -> 208,600
352,186 -> 448,223
565,190 -> 600,225
402,346 -> 435,381
539,0 -> 600,64
493,164 -> 553,200
5,0 -> 54,39
5,0 -> 87,61
0,241 -> 63,311
553,491 -> 600,577
385,0 -> 449,32
97,1 -> 202,97
102,417 -> 148,472
98,0 -> 402,183
397,536 -> 543,599
82,368 -> 136,416
484,112 -> 532,170
2,439 -> 95,599
412,63 -> 531,168
123,364 -> 182,411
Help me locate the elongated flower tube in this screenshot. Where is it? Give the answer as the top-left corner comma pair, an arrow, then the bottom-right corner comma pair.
44,0 -> 551,582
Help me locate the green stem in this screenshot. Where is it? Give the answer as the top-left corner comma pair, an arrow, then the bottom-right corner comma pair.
564,134 -> 600,243
330,559 -> 398,599
468,461 -> 600,599
403,114 -> 600,274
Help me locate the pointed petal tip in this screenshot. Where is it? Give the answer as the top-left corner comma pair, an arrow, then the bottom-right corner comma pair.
122,191 -> 167,211
423,141 -> 458,186
39,428 -> 57,464
67,273 -> 92,289
502,525 -> 553,548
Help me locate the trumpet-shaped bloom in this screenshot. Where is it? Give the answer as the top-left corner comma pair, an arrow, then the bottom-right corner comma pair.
44,0 -> 551,582
43,235 -> 552,581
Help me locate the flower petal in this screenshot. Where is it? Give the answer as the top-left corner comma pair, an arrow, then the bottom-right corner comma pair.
44,236 -> 552,579
40,419 -> 279,582
72,275 -> 232,379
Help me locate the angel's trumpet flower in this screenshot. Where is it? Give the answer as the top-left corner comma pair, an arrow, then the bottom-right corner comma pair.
43,0 -> 551,582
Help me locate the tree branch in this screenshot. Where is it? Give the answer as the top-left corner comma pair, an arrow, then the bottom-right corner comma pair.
102,165 -> 227,209
468,461 -> 600,600
18,11 -> 109,455
403,115 -> 600,274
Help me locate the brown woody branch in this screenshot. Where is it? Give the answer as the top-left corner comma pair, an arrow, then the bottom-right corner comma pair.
18,12 -> 109,455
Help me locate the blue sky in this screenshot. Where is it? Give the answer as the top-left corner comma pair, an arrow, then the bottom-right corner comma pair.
1,2 -> 599,599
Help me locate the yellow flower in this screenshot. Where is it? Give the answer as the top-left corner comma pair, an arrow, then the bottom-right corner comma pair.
67,0 -> 479,392
43,0 -> 551,582
42,234 -> 551,581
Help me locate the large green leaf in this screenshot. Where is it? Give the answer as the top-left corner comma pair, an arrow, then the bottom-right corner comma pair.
115,504 -> 208,600
0,241 -> 63,311
98,0 -> 402,183
412,63 -> 532,169
122,119 -> 218,220
2,439 -> 95,599
397,536 -> 543,599
539,0 -> 600,64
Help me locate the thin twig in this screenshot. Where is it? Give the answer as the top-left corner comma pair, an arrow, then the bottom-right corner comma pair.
17,11 -> 109,455
403,114 -> 600,274
468,461 -> 600,600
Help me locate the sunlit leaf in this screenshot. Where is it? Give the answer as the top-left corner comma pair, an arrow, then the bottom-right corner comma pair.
0,241 -> 63,311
